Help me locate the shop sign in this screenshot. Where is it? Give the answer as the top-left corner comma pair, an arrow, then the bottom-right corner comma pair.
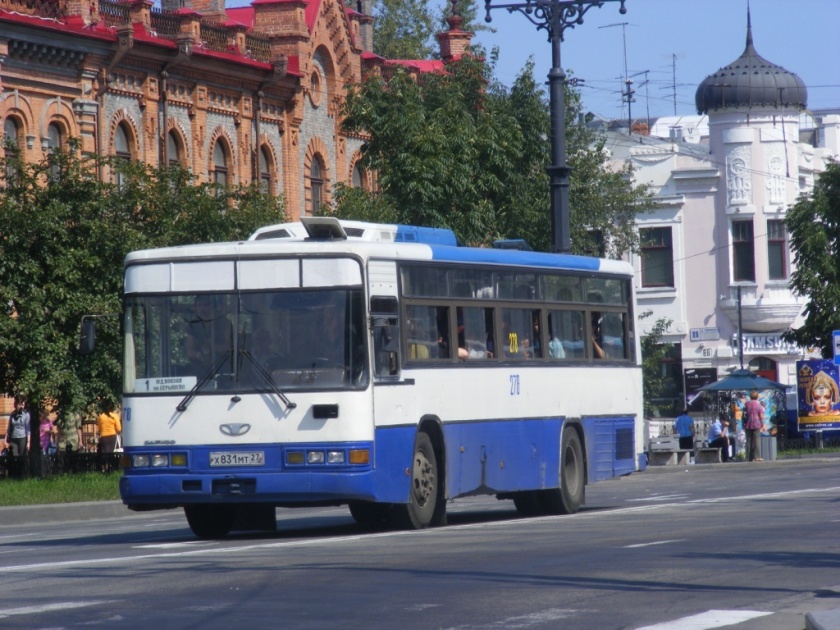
731,333 -> 800,355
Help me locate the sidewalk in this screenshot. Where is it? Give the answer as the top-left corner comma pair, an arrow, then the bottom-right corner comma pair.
0,499 -> 131,527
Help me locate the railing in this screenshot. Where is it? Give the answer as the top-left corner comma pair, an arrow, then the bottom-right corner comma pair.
99,0 -> 130,29
151,6 -> 182,40
246,33 -> 271,63
0,452 -> 122,478
0,0 -> 66,20
200,21 -> 230,54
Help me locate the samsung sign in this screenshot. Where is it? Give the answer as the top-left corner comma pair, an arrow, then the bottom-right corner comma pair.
731,333 -> 800,355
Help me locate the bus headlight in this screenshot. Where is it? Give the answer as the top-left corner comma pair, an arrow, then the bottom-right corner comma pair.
327,451 -> 345,464
151,454 -> 169,467
307,451 -> 325,464
132,454 -> 151,468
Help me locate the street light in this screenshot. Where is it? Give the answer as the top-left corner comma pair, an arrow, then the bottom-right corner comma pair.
483,0 -> 627,253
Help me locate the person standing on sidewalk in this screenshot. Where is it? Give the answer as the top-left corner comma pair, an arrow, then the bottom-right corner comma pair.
743,390 -> 765,462
96,405 -> 122,454
672,409 -> 695,451
5,397 -> 30,457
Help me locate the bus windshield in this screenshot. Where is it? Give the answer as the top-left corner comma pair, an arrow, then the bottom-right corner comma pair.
123,288 -> 367,395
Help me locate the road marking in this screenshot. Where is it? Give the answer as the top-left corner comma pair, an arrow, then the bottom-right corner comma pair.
624,539 -> 683,549
0,601 -> 111,619
5,485 -> 840,574
635,609 -> 772,629
444,608 -> 583,628
134,541 -> 218,549
627,494 -> 687,502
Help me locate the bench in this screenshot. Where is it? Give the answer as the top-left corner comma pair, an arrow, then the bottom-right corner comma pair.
695,447 -> 722,464
648,449 -> 692,466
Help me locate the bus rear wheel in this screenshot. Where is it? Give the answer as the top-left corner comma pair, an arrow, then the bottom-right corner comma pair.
540,428 -> 585,515
185,504 -> 237,539
395,432 -> 442,529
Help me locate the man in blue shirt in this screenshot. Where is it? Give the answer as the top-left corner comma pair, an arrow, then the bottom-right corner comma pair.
707,412 -> 732,462
673,408 -> 695,450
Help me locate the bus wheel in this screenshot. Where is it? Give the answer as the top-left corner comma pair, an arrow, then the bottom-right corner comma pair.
184,504 -> 237,539
349,501 -> 391,526
396,432 -> 440,529
540,428 -> 585,515
512,491 -> 542,516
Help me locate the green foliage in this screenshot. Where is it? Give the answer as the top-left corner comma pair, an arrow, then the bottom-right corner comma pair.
639,310 -> 675,418
784,160 -> 840,357
0,143 -> 285,422
338,57 -> 655,253
372,0 -> 438,59
0,472 -> 121,506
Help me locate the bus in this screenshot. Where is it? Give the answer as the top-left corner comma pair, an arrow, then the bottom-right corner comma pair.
116,217 -> 643,538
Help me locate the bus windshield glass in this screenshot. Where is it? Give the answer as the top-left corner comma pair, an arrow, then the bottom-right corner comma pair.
123,289 -> 367,395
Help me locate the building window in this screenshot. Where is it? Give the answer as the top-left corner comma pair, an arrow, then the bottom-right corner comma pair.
4,117 -> 20,184
47,122 -> 63,180
310,159 -> 323,215
167,131 -> 182,167
114,123 -> 132,189
640,227 -> 674,287
767,220 -> 787,280
259,146 -> 272,194
732,220 -> 755,282
212,141 -> 228,187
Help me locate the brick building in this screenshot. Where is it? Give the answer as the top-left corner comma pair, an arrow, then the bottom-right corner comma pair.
0,0 -> 473,419
0,0 -> 472,217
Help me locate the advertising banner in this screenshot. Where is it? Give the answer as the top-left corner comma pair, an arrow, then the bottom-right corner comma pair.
684,367 -> 717,412
796,360 -> 840,431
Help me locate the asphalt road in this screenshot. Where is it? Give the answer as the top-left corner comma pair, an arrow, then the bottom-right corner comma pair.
1,458 -> 839,630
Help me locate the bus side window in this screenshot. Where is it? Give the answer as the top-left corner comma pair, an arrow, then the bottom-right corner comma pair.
405,305 -> 446,360
371,296 -> 400,377
548,310 -> 585,360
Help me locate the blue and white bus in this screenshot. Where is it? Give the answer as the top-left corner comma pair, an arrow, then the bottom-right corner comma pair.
118,217 -> 643,538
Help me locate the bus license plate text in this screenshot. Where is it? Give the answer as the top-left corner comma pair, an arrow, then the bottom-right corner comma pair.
209,452 -> 265,467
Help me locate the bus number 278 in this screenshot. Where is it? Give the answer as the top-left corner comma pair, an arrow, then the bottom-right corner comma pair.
510,374 -> 520,396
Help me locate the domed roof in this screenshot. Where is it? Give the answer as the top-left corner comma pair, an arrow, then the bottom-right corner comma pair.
695,12 -> 807,114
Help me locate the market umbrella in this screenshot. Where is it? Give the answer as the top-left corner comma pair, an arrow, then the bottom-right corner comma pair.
698,369 -> 787,392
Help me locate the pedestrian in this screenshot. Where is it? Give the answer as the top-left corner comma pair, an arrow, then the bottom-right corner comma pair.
672,408 -> 695,451
5,397 -> 30,458
38,411 -> 55,454
96,405 -> 122,454
743,390 -> 765,462
707,411 -> 732,462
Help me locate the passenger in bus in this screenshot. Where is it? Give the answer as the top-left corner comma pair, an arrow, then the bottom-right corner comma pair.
591,314 -> 606,359
457,325 -> 492,360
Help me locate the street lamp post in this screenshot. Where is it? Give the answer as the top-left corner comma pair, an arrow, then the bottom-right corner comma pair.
483,0 -> 627,253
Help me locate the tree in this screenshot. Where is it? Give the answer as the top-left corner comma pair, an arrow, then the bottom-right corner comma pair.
0,143 -> 284,468
372,0 -> 437,60
639,311 -> 675,418
784,159 -> 840,357
337,57 -> 655,254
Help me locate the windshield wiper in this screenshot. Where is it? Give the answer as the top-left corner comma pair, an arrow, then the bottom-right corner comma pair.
239,350 -> 297,410
176,351 -> 232,413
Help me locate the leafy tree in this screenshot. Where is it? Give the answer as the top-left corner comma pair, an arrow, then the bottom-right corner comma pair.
372,0 -> 437,59
0,143 -> 284,464
784,159 -> 840,357
639,311 -> 675,418
337,57 -> 654,254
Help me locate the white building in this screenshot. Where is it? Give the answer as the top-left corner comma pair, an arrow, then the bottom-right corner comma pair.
603,14 -> 840,418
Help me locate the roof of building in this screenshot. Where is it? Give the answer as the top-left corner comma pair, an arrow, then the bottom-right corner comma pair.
695,10 -> 807,114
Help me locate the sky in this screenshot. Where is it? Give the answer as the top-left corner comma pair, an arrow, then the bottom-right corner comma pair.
171,0 -> 840,120
477,0 -> 840,119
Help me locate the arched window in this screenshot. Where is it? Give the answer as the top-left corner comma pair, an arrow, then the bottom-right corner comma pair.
47,122 -> 63,180
3,117 -> 20,184
47,122 -> 63,151
351,162 -> 368,190
212,141 -> 228,187
309,159 -> 323,216
167,130 -> 182,167
114,123 -> 132,189
259,146 -> 272,194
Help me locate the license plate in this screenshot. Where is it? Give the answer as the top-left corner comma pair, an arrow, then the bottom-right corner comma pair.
209,451 -> 265,467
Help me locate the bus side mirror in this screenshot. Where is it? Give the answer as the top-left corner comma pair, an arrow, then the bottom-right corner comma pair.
372,316 -> 399,377
79,317 -> 96,355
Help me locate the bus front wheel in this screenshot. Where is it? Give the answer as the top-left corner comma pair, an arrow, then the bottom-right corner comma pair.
185,504 -> 237,539
396,432 -> 442,529
540,428 -> 585,515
